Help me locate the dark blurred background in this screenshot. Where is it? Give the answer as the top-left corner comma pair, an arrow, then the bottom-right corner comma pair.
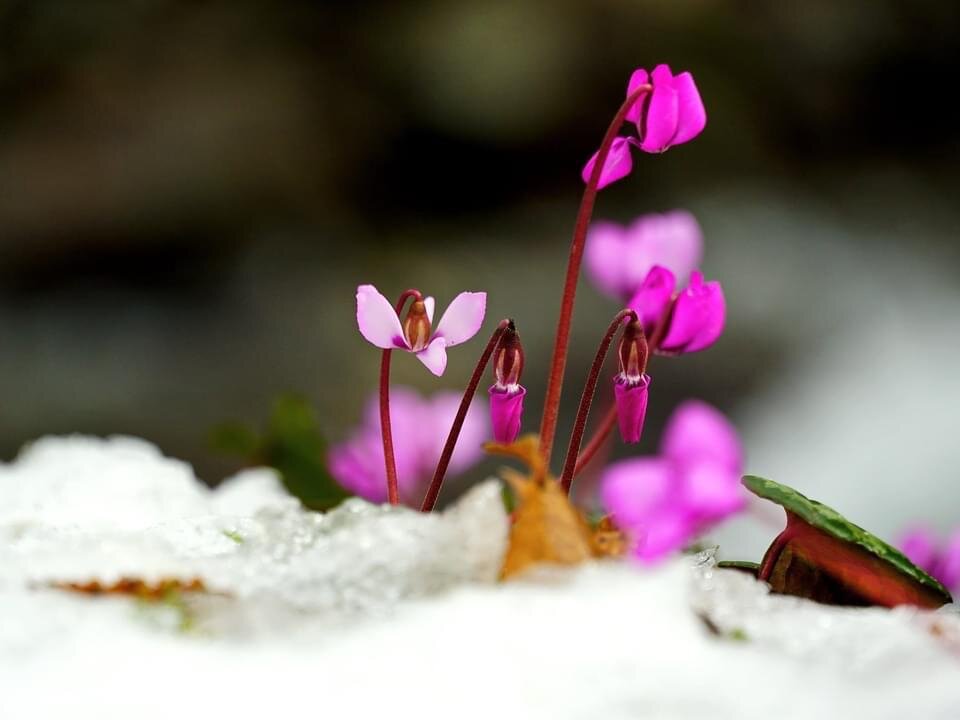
1,1 -> 959,546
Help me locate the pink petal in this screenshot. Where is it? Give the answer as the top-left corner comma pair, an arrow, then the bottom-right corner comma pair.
489,385 -> 526,443
671,71 -> 707,145
585,221 -> 632,300
658,272 -> 726,354
356,284 -> 408,350
415,337 -> 448,376
613,374 -> 651,444
423,296 -> 435,324
581,137 -> 634,190
630,210 -> 703,288
433,291 -> 487,347
899,527 -> 940,574
423,390 -> 489,479
633,514 -> 697,564
600,458 -> 674,530
681,460 -> 745,523
935,530 -> 960,591
638,66 -> 679,153
661,400 -> 742,474
624,68 -> 650,124
627,265 -> 676,337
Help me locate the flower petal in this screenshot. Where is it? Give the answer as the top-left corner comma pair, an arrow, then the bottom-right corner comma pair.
489,385 -> 526,443
423,296 -> 435,324
899,527 -> 940,575
356,284 -> 408,350
624,68 -> 650,124
433,291 -> 487,347
629,210 -> 703,288
681,461 -> 745,523
581,137 -> 634,190
935,531 -> 960,591
627,265 -> 676,337
638,66 -> 679,153
424,390 -> 489,479
613,374 -> 651,444
415,337 -> 448,376
600,458 -> 674,530
658,272 -> 726,354
661,400 -> 742,474
671,71 -> 707,145
634,514 -> 697,564
585,221 -> 631,300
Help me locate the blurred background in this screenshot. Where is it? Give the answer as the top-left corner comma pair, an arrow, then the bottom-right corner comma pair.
1,1 -> 958,556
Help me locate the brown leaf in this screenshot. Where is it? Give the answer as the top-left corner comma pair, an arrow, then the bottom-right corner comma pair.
53,577 -> 207,600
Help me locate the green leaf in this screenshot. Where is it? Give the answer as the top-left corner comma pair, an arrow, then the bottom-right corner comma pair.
716,560 -> 760,576
742,475 -> 951,604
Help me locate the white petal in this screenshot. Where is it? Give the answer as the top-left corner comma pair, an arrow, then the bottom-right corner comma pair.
433,292 -> 486,347
415,337 -> 448,376
423,296 -> 435,324
356,284 -> 408,349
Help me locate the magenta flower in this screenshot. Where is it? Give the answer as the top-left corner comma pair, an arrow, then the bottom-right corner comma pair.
899,528 -> 960,592
356,284 -> 487,376
626,65 -> 706,154
585,212 -> 703,301
614,316 -> 651,444
329,387 -> 488,506
581,65 -> 706,189
600,400 -> 743,563
488,321 -> 525,443
627,266 -> 725,354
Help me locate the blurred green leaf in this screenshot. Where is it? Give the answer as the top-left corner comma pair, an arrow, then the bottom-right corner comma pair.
211,394 -> 350,511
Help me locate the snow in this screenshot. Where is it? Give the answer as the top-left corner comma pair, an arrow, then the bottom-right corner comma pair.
2,436 -> 960,719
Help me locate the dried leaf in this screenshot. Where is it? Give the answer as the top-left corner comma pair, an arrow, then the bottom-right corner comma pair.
588,516 -> 628,559
53,577 -> 207,600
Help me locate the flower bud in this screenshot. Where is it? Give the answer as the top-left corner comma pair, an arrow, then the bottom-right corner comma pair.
489,321 -> 525,443
617,317 -> 649,383
402,299 -> 432,351
614,374 -> 651,444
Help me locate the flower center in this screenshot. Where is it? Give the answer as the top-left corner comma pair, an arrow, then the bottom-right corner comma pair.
403,300 -> 432,351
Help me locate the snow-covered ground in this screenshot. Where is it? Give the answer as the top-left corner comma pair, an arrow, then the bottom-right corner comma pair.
2,436 -> 959,720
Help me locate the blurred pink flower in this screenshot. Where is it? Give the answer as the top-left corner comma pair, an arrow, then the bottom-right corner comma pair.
329,387 -> 488,506
585,211 -> 703,301
601,400 -> 743,563
899,527 -> 960,592
356,284 -> 486,376
628,267 -> 726,354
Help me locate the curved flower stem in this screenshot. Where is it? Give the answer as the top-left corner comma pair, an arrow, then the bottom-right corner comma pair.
538,83 -> 652,467
380,288 -> 423,505
571,297 -> 676,479
421,319 -> 512,512
559,309 -> 637,494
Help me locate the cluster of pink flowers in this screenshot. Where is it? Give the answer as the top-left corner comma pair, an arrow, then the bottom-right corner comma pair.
332,63 -> 747,561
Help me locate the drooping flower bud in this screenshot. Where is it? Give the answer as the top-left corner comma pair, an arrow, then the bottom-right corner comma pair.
402,299 -> 432,352
489,320 -> 526,443
614,316 -> 651,444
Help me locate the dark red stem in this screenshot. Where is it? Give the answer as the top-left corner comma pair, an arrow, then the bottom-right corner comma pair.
559,309 -> 636,494
379,288 -> 423,505
538,84 -> 653,468
758,523 -> 798,582
420,319 -> 511,512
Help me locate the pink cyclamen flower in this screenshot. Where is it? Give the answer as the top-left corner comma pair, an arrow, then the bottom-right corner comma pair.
329,387 -> 488,506
356,284 -> 486,376
581,65 -> 706,189
601,400 -> 743,563
614,316 -> 651,444
899,528 -> 960,592
488,321 -> 525,443
628,266 -> 725,354
585,211 -> 703,302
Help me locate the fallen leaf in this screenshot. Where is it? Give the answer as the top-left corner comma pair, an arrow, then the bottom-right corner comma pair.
53,577 -> 207,600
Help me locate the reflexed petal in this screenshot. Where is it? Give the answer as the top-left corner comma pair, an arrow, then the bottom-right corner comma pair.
585,221 -> 631,300
600,458 -> 674,530
624,68 -> 650,124
415,337 -> 448,376
489,385 -> 526,443
424,390 -> 489,480
328,436 -> 387,503
935,531 -> 960,591
658,272 -> 725,354
433,291 -> 487,347
899,528 -> 940,574
661,400 -> 742,473
613,375 -> 651,444
423,296 -> 435,324
356,284 -> 408,350
638,66 -> 679,153
631,210 -> 703,288
627,265 -> 676,336
682,461 -> 745,523
581,137 -> 634,190
671,71 -> 707,145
